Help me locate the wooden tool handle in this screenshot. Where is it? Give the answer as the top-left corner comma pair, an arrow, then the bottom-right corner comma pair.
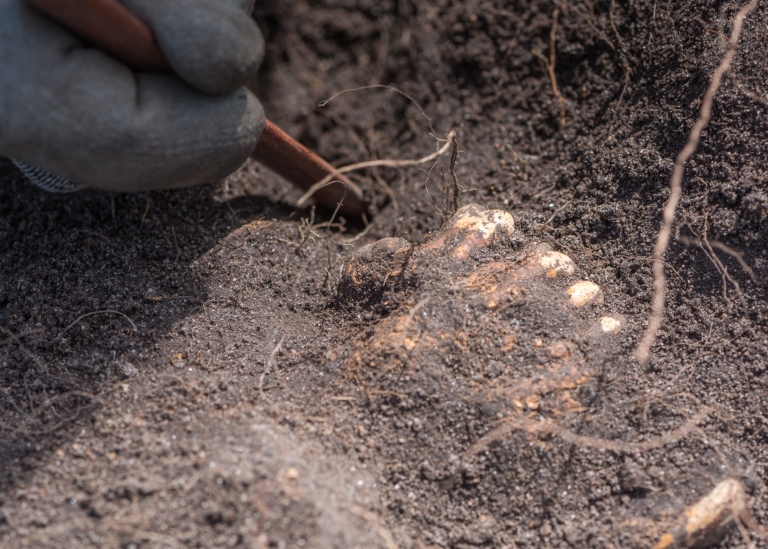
28,0 -> 169,72
25,0 -> 367,218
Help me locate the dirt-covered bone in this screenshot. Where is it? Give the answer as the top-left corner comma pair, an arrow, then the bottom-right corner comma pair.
340,204 -> 624,451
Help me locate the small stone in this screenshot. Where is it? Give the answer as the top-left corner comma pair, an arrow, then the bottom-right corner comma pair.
549,341 -> 571,358
599,316 -> 622,333
525,395 -> 540,410
567,281 -> 603,307
284,467 -> 300,480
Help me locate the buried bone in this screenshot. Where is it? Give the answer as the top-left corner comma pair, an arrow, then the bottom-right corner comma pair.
653,478 -> 749,549
341,204 -> 623,423
420,204 -> 515,259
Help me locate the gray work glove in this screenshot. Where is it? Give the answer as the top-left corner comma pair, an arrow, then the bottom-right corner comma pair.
0,0 -> 265,192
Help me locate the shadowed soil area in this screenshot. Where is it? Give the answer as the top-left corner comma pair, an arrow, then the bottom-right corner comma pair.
3,1 -> 768,547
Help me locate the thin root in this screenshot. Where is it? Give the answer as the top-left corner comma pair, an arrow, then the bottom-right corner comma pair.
468,407 -> 711,457
635,0 -> 759,365
297,130 -> 458,207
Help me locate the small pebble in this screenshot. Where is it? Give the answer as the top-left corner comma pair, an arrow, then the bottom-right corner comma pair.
599,316 -> 622,333
567,281 -> 603,307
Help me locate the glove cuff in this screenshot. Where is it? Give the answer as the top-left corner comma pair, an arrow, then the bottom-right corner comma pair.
12,160 -> 85,193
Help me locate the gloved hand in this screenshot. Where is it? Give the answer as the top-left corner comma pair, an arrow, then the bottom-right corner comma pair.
0,0 -> 265,192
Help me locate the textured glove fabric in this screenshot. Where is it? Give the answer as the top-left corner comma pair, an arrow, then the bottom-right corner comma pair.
0,0 -> 265,192
121,0 -> 261,94
11,160 -> 85,192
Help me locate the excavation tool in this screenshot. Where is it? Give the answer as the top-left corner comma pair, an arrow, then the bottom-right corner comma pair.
24,0 -> 368,218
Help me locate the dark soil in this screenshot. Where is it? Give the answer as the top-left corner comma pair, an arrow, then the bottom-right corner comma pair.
3,0 -> 768,547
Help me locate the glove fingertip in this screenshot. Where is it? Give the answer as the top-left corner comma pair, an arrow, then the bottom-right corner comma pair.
190,15 -> 265,95
230,0 -> 256,15
121,0 -> 265,94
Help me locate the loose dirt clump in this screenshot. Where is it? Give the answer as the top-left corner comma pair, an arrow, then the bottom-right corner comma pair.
3,0 -> 768,547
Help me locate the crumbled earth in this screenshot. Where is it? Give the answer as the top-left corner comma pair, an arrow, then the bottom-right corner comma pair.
3,0 -> 768,547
